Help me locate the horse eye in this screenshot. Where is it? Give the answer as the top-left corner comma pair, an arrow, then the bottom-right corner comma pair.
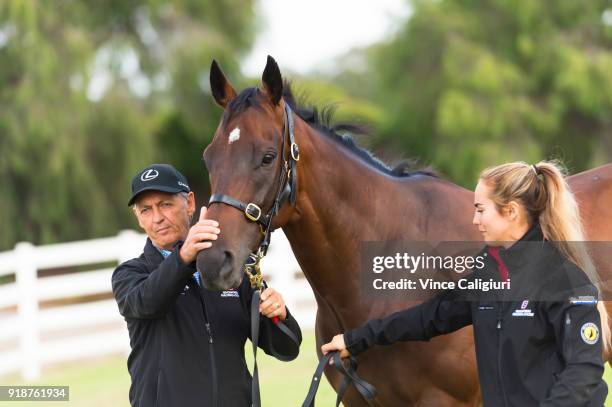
262,153 -> 276,166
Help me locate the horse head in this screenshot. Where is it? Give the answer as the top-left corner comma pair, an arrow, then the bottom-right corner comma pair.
197,56 -> 299,290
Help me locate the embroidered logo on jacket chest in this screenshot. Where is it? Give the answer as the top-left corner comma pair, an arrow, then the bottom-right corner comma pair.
220,289 -> 239,298
512,299 -> 534,317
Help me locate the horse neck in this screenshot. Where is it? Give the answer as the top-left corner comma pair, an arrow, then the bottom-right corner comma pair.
281,121 -> 428,314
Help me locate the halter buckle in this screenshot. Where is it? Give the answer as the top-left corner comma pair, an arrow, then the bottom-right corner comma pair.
290,142 -> 300,161
244,250 -> 265,290
247,265 -> 264,289
245,203 -> 262,222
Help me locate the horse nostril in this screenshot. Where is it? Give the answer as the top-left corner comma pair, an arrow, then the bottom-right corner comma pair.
219,251 -> 234,277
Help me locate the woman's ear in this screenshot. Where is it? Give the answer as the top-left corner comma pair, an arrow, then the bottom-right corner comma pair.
505,201 -> 521,221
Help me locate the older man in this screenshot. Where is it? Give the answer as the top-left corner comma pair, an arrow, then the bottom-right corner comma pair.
112,164 -> 301,407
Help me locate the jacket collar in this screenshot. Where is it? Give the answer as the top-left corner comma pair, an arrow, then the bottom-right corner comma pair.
143,238 -> 164,265
492,223 -> 557,269
142,237 -> 185,265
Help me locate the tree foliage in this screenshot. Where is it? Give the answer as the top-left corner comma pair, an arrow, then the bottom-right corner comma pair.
0,0 -> 255,249
358,0 -> 612,186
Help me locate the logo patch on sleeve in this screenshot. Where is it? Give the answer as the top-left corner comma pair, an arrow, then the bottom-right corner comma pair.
569,296 -> 598,305
580,322 -> 599,345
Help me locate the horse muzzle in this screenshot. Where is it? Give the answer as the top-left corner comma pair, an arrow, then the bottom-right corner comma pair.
196,246 -> 242,291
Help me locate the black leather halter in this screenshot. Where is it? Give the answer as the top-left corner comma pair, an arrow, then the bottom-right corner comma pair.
208,102 -> 299,256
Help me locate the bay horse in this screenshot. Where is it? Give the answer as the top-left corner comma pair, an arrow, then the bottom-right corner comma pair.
197,56 -> 612,406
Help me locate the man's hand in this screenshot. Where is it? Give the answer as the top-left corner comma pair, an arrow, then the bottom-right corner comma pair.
179,206 -> 220,264
259,287 -> 287,320
321,334 -> 351,360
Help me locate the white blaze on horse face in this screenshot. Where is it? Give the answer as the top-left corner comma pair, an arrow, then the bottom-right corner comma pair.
228,127 -> 240,144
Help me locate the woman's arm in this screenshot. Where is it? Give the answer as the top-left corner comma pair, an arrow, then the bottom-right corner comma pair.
322,286 -> 473,357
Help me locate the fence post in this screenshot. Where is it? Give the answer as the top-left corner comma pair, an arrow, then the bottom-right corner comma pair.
15,242 -> 40,381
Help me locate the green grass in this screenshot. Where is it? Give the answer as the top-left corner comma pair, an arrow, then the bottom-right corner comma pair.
0,330 -> 336,407
3,334 -> 612,406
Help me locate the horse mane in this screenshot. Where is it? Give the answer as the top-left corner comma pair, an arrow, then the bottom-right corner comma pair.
225,83 -> 438,179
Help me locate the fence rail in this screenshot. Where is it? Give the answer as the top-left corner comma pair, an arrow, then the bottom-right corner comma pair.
0,230 -> 316,380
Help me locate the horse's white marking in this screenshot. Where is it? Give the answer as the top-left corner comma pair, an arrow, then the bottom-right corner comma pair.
228,127 -> 240,144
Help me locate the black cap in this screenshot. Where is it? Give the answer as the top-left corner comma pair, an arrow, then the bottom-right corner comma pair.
128,164 -> 190,206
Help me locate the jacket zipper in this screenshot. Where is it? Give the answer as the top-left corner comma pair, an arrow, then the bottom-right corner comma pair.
492,251 -> 510,407
198,290 -> 218,407
497,303 -> 509,407
564,312 -> 572,359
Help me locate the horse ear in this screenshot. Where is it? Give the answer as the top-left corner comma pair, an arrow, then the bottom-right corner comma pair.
210,60 -> 237,108
261,55 -> 283,105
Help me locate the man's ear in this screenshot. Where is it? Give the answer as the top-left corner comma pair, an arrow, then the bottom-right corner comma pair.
186,192 -> 196,218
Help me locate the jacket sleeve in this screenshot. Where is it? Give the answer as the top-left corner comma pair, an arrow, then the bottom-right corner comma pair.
540,284 -> 607,406
241,279 -> 302,361
257,308 -> 302,361
344,286 -> 472,356
111,249 -> 196,319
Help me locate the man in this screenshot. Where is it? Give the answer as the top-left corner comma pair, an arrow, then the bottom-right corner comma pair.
112,164 -> 302,407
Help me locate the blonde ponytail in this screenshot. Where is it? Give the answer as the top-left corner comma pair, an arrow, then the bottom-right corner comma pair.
535,162 -> 593,279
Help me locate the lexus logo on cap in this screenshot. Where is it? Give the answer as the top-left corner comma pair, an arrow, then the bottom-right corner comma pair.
140,169 -> 159,181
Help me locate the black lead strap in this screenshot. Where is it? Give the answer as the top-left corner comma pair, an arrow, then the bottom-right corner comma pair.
249,288 -> 301,407
250,290 -> 262,407
301,351 -> 377,407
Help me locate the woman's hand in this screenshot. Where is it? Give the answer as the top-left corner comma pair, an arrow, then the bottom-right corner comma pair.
321,334 -> 351,359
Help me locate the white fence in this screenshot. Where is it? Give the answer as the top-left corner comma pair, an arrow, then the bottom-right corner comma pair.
0,230 -> 316,381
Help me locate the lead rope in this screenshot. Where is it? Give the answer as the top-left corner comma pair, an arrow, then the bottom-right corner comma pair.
301,351 -> 378,407
245,251 -> 300,407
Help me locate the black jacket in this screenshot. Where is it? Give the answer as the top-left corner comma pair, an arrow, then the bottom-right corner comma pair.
111,238 -> 302,407
345,225 -> 607,406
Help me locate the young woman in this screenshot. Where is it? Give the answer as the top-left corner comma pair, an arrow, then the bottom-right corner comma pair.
322,161 -> 609,406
